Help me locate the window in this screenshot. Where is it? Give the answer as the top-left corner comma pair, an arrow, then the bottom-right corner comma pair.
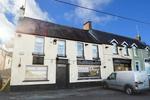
33,37 -> 44,65
78,65 -> 100,79
34,37 -> 44,54
77,42 -> 84,58
112,42 -> 118,54
33,55 -> 44,65
92,45 -> 99,59
25,65 -> 48,81
108,73 -> 116,80
133,46 -> 138,57
57,40 -> 66,57
123,45 -> 129,56
135,61 -> 140,71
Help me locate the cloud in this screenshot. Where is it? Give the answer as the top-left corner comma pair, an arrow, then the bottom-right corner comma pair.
0,0 -> 53,43
64,0 -> 113,24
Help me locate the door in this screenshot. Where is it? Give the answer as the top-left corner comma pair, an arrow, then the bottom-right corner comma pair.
56,64 -> 69,89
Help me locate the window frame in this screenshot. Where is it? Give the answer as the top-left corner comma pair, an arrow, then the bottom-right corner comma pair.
77,42 -> 84,59
57,40 -> 66,57
112,42 -> 118,55
78,65 -> 101,80
24,65 -> 48,82
123,45 -> 129,56
133,46 -> 138,57
92,45 -> 99,59
33,36 -> 45,55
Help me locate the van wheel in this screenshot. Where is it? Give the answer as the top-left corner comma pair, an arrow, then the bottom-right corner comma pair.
103,82 -> 108,89
125,87 -> 133,95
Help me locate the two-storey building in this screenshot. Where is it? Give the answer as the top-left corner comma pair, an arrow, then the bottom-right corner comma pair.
10,17 -> 149,91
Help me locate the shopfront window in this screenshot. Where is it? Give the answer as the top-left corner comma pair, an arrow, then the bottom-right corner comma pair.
25,65 -> 48,81
78,65 -> 100,79
113,59 -> 131,71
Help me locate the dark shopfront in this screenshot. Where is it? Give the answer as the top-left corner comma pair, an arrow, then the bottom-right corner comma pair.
113,58 -> 131,71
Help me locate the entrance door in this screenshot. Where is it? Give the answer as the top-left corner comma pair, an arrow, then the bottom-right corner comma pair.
56,64 -> 69,89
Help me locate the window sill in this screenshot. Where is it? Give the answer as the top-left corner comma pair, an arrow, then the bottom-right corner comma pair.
23,80 -> 49,82
77,57 -> 85,60
92,57 -> 100,61
32,53 -> 45,56
78,77 -> 101,80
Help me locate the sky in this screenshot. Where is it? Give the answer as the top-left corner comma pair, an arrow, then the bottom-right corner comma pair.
0,0 -> 150,45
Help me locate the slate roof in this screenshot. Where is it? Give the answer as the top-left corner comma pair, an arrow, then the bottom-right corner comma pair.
16,17 -> 147,49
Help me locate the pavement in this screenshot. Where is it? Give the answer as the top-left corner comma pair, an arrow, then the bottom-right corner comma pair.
0,87 -> 150,100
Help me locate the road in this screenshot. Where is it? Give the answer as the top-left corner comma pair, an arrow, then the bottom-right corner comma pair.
0,87 -> 150,100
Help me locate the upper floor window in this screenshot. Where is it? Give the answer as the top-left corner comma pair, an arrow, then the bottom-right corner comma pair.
133,46 -> 138,57
77,42 -> 84,58
33,37 -> 44,65
112,42 -> 118,54
92,45 -> 99,59
145,47 -> 150,57
34,37 -> 44,54
57,40 -> 66,57
123,45 -> 129,56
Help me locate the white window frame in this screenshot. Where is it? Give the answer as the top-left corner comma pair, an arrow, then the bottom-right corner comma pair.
77,42 -> 84,58
25,65 -> 48,81
112,42 -> 118,54
92,45 -> 99,59
34,36 -> 44,54
57,40 -> 66,57
78,65 -> 101,79
132,46 -> 138,57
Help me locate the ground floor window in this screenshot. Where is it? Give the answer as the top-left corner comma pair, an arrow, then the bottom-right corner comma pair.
113,58 -> 131,71
78,65 -> 101,79
25,65 -> 48,81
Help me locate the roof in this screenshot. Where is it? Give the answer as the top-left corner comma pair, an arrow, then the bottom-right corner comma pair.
16,17 -> 147,49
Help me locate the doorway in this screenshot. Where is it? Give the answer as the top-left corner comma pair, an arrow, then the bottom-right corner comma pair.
56,64 -> 69,89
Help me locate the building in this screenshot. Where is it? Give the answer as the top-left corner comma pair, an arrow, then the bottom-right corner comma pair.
10,17 -> 149,91
0,47 -> 12,70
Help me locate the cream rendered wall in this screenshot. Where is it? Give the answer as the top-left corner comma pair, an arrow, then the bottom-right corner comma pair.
11,34 -> 103,86
100,44 -> 133,78
11,33 -> 57,85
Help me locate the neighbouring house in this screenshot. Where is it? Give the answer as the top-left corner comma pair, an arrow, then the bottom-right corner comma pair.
0,47 -> 12,70
10,17 -> 149,91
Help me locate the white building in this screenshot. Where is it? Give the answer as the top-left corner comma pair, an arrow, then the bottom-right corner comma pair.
10,17 -> 149,91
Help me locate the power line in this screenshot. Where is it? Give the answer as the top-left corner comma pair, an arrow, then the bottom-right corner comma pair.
54,0 -> 150,25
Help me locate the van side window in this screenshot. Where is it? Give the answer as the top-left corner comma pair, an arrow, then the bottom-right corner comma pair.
109,73 -> 116,80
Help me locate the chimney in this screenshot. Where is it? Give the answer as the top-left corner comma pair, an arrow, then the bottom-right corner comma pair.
83,21 -> 92,30
136,34 -> 141,41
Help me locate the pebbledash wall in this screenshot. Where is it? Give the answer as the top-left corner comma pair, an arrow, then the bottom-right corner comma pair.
10,17 -> 150,91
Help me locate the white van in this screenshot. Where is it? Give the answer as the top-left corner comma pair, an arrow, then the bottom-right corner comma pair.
103,71 -> 149,95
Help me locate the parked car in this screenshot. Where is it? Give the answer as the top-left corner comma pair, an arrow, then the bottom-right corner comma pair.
102,71 -> 150,95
